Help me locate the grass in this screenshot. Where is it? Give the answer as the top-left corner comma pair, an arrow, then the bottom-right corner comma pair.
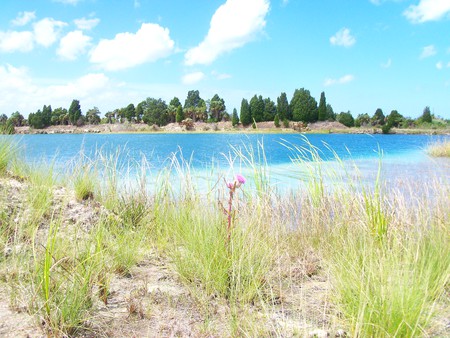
426,139 -> 450,157
0,137 -> 448,337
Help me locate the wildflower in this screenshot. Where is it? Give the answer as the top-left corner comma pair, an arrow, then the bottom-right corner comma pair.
236,174 -> 246,185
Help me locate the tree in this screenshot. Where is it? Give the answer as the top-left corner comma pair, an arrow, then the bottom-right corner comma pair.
28,110 -> 45,129
86,107 -> 101,125
232,108 -> 239,127
8,112 -> 25,127
142,98 -> 168,126
263,97 -> 276,121
326,104 -> 335,121
386,110 -> 403,128
371,108 -> 385,126
184,90 -> 203,122
249,95 -> 264,122
209,94 -> 226,122
337,111 -> 355,127
168,97 -> 182,123
176,105 -> 184,123
0,114 -> 7,124
421,106 -> 432,123
51,107 -> 68,125
240,98 -> 251,126
318,92 -> 327,121
42,105 -> 52,127
68,99 -> 82,125
290,88 -> 318,122
125,103 -> 136,122
274,114 -> 280,128
355,113 -> 371,127
277,92 -> 290,121
135,103 -> 144,123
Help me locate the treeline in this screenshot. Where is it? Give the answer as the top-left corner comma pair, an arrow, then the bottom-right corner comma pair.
0,87 -> 446,134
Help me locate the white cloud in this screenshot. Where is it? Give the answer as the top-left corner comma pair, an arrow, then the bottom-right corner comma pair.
74,17 -> 100,30
324,74 -> 355,86
184,0 -> 270,66
420,44 -> 437,59
11,11 -> 36,26
57,30 -> 92,60
0,31 -> 34,52
182,72 -> 205,85
53,0 -> 83,5
134,0 -> 141,8
381,58 -> 392,68
404,0 -> 450,23
212,70 -> 232,80
33,18 -> 67,47
89,23 -> 174,71
330,28 -> 356,47
436,61 -> 443,69
0,63 -> 114,113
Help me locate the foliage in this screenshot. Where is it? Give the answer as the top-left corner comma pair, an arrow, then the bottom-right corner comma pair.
318,91 -> 327,121
141,98 -> 168,126
290,88 -> 318,122
276,92 -> 290,121
240,98 -> 252,126
232,108 -> 239,127
176,105 -> 184,123
209,94 -> 226,122
337,111 -> 355,127
274,113 -> 280,128
86,107 -> 101,125
421,106 -> 432,123
371,108 -> 385,126
355,113 -> 371,127
68,99 -> 83,126
249,95 -> 265,122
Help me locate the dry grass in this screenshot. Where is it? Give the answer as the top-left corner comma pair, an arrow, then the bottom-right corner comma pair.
427,139 -> 450,157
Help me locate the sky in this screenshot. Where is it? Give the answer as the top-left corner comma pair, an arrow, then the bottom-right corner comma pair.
1,0 -> 450,119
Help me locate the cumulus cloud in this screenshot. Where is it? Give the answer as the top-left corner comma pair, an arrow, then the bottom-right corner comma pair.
33,18 -> 67,47
89,23 -> 174,71
182,72 -> 205,85
11,11 -> 36,26
57,30 -> 92,60
74,17 -> 100,30
184,0 -> 270,66
0,63 -> 113,113
324,74 -> 355,86
212,70 -> 232,80
436,61 -> 443,69
330,28 -> 356,47
420,44 -> 437,59
0,31 -> 34,53
404,0 -> 450,23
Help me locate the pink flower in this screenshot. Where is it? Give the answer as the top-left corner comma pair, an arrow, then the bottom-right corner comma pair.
227,182 -> 234,189
236,174 -> 246,185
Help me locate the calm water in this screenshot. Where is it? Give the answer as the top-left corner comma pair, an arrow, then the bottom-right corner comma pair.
8,133 -> 450,191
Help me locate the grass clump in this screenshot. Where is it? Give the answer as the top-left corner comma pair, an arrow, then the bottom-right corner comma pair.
426,139 -> 450,157
0,138 -> 18,176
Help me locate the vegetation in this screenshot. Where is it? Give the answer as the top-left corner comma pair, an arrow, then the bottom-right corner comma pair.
1,85 -> 449,134
426,139 -> 450,157
0,138 -> 448,336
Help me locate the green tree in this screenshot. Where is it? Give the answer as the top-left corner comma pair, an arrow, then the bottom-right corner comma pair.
86,107 -> 101,125
42,105 -> 52,127
421,106 -> 432,123
68,99 -> 82,125
263,97 -> 276,121
326,104 -> 335,121
0,114 -> 7,124
8,112 -> 25,127
51,107 -> 68,125
355,113 -> 371,127
209,94 -> 226,122
125,103 -> 136,122
274,114 -> 280,128
135,103 -> 144,123
28,110 -> 45,129
371,108 -> 385,126
337,111 -> 355,127
240,98 -> 251,126
168,97 -> 182,123
176,105 -> 184,123
386,110 -> 403,128
277,92 -> 290,121
184,90 -> 203,122
142,98 -> 168,126
318,92 -> 327,121
249,95 -> 264,122
232,108 -> 239,126
290,88 -> 318,122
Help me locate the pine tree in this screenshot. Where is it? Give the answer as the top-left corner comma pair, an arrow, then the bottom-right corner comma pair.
318,92 -> 327,121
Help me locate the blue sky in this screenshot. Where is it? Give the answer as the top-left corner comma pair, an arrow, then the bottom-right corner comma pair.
1,0 -> 449,119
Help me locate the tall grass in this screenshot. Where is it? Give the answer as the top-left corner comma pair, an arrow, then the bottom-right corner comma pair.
426,139 -> 450,157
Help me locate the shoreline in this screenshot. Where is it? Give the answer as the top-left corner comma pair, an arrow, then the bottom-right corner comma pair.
13,121 -> 450,135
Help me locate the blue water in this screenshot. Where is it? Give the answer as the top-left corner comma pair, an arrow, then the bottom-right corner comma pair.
10,133 -> 447,169
5,133 -> 449,193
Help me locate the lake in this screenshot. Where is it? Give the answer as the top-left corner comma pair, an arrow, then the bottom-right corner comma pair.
9,133 -> 450,192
